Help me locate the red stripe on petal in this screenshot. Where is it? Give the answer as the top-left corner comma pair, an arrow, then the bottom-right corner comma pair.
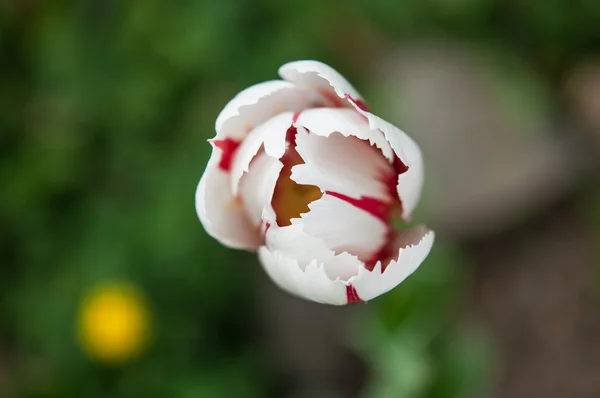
346,284 -> 362,303
261,221 -> 271,241
211,138 -> 241,172
364,230 -> 394,272
292,111 -> 301,124
344,94 -> 369,112
326,187 -> 400,272
379,157 -> 409,202
393,156 -> 408,175
285,125 -> 297,147
324,191 -> 389,224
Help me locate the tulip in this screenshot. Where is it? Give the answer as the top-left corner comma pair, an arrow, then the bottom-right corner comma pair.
196,60 -> 434,305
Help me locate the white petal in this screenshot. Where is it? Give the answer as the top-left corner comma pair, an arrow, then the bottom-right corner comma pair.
239,151 -> 283,227
279,60 -> 363,107
259,247 -> 350,305
292,194 -> 388,260
350,227 -> 435,302
195,145 -> 260,250
349,102 -> 425,219
265,223 -> 361,281
397,154 -> 424,220
215,80 -> 311,140
260,224 -> 435,305
230,112 -> 293,195
292,127 -> 393,201
294,107 -> 394,161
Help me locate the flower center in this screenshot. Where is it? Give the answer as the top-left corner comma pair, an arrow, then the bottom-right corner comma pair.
271,129 -> 322,226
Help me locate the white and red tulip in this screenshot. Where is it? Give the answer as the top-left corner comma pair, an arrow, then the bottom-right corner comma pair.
195,60 -> 434,305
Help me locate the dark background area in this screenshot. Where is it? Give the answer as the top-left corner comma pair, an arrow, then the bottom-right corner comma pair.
1,1 -> 599,397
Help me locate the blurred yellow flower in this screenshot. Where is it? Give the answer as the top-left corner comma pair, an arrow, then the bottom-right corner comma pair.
77,283 -> 150,364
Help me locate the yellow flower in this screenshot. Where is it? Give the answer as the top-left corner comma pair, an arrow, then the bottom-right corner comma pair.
77,283 -> 150,364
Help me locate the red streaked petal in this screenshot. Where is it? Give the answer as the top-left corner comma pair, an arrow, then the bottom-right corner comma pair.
294,193 -> 388,261
345,285 -> 362,303
344,94 -> 369,112
259,224 -> 434,305
210,138 -> 241,172
347,100 -> 425,220
324,191 -> 389,224
350,228 -> 435,301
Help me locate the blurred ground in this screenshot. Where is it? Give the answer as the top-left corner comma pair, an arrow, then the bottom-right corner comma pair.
470,203 -> 600,398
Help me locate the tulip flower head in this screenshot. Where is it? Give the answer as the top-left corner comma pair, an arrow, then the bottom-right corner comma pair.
196,61 -> 434,305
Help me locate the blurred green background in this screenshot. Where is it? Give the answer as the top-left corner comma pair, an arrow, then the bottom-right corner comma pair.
1,1 -> 600,397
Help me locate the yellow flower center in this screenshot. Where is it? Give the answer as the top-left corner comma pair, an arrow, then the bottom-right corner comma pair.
271,145 -> 322,226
